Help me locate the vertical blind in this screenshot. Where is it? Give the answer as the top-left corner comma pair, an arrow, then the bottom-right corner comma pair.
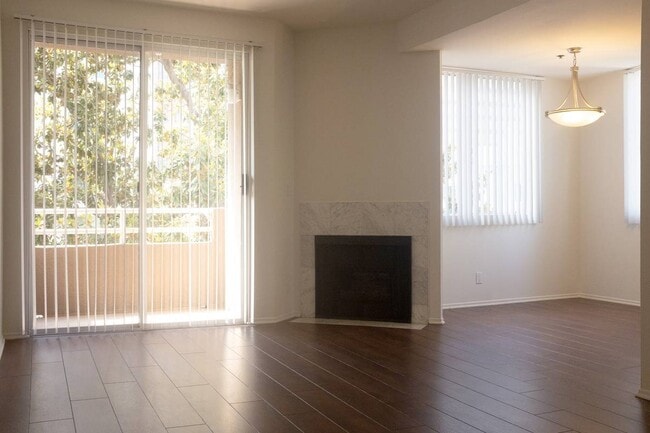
442,68 -> 542,226
624,67 -> 641,225
22,17 -> 253,334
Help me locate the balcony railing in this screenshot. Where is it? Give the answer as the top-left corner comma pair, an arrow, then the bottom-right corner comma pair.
34,207 -> 218,246
33,207 -> 227,320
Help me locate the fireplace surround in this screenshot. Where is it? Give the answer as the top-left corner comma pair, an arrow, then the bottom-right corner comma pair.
299,202 -> 429,324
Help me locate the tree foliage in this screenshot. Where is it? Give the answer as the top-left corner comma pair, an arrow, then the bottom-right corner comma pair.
33,42 -> 233,245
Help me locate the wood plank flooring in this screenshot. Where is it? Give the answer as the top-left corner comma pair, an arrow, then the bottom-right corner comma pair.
0,298 -> 648,432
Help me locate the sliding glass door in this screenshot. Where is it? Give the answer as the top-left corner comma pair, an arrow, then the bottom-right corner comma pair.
27,20 -> 251,334
141,38 -> 246,327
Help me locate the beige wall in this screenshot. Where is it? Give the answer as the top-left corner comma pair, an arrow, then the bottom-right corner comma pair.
1,0 -> 295,335
441,78 -> 581,307
252,23 -> 296,323
293,24 -> 442,321
579,72 -> 640,304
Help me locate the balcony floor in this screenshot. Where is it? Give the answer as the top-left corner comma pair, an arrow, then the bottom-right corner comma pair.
32,309 -> 242,334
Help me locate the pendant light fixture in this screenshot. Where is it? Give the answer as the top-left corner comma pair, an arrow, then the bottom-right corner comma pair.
545,47 -> 605,127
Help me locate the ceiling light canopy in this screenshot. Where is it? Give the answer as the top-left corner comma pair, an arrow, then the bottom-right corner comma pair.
545,47 -> 605,127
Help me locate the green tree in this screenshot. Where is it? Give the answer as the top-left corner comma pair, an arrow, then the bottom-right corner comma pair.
33,42 -> 232,245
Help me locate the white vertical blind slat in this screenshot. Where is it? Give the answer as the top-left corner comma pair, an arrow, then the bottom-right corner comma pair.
102,27 -> 109,331
92,26 -> 98,332
187,40 -> 195,324
522,82 -> 532,224
29,20 -> 37,334
83,27 -> 91,332
116,36 -> 122,329
62,24 -> 70,332
52,22 -> 60,332
73,26 -> 81,331
40,19 -> 49,333
506,78 -> 515,225
139,30 -> 148,327
19,18 -> 27,335
473,74 -> 482,222
624,68 -> 641,225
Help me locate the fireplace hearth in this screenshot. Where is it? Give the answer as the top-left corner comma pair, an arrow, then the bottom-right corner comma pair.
315,235 -> 411,323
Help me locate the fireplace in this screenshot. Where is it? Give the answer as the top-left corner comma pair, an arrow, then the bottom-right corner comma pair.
315,235 -> 412,323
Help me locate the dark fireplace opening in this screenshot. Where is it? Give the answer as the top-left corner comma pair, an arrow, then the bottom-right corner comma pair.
315,235 -> 411,323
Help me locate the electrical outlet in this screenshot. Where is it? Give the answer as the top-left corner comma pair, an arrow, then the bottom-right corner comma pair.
475,272 -> 483,284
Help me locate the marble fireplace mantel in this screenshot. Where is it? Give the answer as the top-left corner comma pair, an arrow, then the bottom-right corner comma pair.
299,201 -> 429,324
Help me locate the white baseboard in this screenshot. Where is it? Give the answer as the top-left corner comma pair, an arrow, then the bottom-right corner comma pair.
253,312 -> 297,325
443,293 -> 640,310
637,388 -> 650,401
580,293 -> 640,306
254,292 -> 640,326
4,332 -> 29,340
443,293 -> 582,310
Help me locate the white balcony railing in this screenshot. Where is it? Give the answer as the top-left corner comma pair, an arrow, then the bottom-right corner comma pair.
33,207 -> 227,319
34,207 -> 220,246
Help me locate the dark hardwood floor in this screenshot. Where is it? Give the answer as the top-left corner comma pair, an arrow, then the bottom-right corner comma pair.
0,298 -> 647,432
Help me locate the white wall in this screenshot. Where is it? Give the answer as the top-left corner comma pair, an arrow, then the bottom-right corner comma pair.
442,78 -> 581,307
253,23 -> 296,322
293,23 -> 443,321
579,72 -> 640,304
0,2 -> 4,355
638,0 -> 650,398
1,0 -> 295,334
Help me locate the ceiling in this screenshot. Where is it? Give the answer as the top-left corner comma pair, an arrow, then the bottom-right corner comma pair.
126,0 -> 641,78
124,0 -> 440,30
424,0 -> 641,78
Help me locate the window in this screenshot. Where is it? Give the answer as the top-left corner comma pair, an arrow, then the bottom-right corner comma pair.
442,69 -> 542,226
23,18 -> 253,333
624,68 -> 641,225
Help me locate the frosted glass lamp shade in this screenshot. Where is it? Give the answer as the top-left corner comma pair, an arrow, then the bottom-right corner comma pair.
545,107 -> 605,127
